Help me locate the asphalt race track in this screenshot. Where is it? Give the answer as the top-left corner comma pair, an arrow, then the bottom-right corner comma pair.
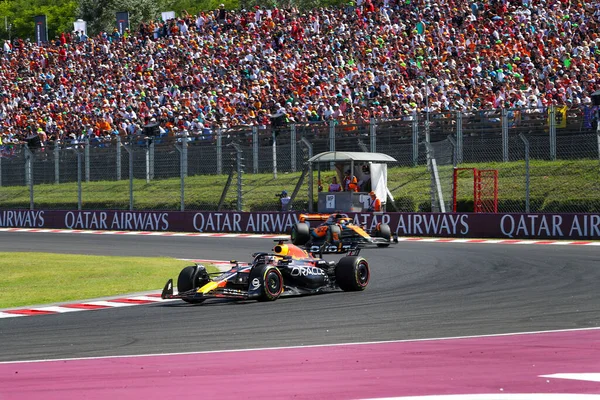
0,231 -> 599,363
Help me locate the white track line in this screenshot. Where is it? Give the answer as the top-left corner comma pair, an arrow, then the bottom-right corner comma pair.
80,301 -> 138,308
127,296 -> 174,302
30,306 -> 83,313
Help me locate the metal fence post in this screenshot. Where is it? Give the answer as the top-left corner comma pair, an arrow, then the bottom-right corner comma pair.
502,108 -> 509,162
54,141 -> 60,184
290,124 -> 297,172
456,111 -> 463,164
77,148 -> 82,210
84,138 -> 90,182
252,126 -> 258,174
369,118 -> 377,153
122,143 -> 134,211
232,143 -> 244,211
25,150 -> 30,187
329,119 -> 336,152
412,111 -> 419,166
116,135 -> 122,181
549,105 -> 557,160
447,136 -> 457,213
597,115 -> 600,165
216,129 -> 223,175
182,131 -> 188,178
425,112 -> 431,144
145,138 -> 153,183
129,145 -> 133,210
150,139 -> 155,180
519,133 -> 530,213
272,130 -> 277,179
174,132 -> 187,211
300,137 -> 313,212
24,145 -> 34,210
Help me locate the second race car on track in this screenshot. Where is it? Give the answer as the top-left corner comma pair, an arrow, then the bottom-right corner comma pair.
290,213 -> 397,253
161,240 -> 370,304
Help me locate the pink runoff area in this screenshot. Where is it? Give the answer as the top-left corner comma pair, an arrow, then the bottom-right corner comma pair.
1,329 -> 599,400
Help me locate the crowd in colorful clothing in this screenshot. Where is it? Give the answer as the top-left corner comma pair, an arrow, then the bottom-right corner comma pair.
0,0 -> 599,147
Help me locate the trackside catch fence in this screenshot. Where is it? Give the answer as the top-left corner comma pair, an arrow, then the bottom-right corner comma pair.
0,105 -> 599,213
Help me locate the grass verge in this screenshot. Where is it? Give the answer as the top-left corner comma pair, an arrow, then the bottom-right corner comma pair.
0,252 -> 219,309
0,159 -> 598,212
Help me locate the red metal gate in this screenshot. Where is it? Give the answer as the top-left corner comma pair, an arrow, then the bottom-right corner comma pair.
453,168 -> 498,213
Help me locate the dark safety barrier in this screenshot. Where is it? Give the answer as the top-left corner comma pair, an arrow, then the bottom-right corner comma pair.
0,210 -> 599,240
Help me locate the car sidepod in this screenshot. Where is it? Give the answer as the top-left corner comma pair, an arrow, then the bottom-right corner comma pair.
278,260 -> 330,292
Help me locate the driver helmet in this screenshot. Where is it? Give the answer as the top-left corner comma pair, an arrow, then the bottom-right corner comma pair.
265,255 -> 278,265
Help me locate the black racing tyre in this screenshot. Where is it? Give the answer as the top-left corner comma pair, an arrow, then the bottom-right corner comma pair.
177,265 -> 208,304
291,222 -> 310,245
375,223 -> 392,247
335,256 -> 370,291
257,266 -> 284,301
326,224 -> 342,244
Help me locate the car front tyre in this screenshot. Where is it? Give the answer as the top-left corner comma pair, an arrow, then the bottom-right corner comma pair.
291,222 -> 311,245
177,265 -> 207,304
258,266 -> 284,301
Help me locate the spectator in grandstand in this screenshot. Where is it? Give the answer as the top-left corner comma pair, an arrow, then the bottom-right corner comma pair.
0,0 -> 597,149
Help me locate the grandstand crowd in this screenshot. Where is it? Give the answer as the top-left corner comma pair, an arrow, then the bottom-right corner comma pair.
0,0 -> 599,148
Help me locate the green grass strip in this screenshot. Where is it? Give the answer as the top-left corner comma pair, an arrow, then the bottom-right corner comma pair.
0,159 -> 598,212
0,252 -> 219,309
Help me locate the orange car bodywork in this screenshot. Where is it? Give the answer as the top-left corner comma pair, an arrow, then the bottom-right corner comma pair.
298,213 -> 371,240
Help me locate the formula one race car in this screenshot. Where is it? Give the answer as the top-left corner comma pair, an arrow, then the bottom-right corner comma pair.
290,213 -> 396,253
161,240 -> 370,304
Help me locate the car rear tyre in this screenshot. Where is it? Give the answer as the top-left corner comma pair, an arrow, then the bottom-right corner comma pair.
177,265 -> 208,304
326,224 -> 342,244
291,222 -> 311,245
335,256 -> 370,291
375,223 -> 392,247
257,266 -> 284,301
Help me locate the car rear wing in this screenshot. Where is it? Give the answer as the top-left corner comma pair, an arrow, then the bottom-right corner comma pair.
298,213 -> 330,222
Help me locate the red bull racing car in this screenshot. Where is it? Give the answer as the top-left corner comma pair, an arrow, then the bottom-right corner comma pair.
290,213 -> 397,253
161,240 -> 370,304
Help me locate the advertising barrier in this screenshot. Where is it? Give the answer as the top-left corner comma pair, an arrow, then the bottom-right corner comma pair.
0,210 -> 599,240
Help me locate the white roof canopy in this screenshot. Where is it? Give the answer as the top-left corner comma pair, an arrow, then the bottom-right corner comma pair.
307,151 -> 397,163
